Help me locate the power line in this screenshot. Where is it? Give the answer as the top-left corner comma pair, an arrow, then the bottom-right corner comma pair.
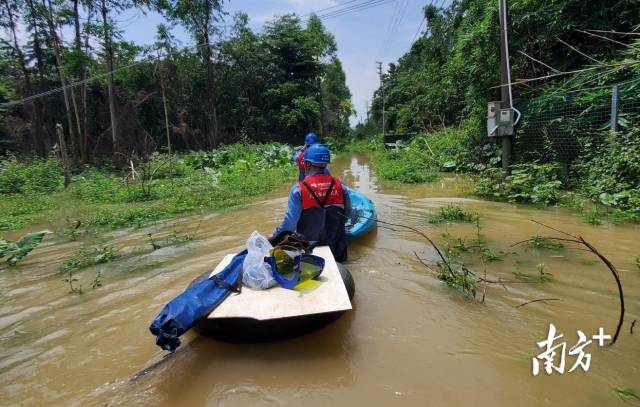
410,16 -> 425,44
313,0 -> 394,21
378,0 -> 401,55
387,0 -> 409,47
300,0 -> 364,18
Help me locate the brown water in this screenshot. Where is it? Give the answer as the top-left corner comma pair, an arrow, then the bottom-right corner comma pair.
1,154 -> 639,406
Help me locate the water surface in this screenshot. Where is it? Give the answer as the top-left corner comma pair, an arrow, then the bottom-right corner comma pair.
1,155 -> 639,406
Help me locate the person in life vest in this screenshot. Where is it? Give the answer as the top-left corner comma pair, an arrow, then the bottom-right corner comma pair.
293,132 -> 320,181
274,144 -> 350,261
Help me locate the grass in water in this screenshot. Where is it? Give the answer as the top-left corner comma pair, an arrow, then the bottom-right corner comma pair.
513,263 -> 553,283
430,204 -> 479,224
613,388 -> 640,402
528,235 -> 564,251
60,245 -> 118,293
582,208 -> 603,225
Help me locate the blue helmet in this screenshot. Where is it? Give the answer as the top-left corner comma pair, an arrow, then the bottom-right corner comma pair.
304,144 -> 331,165
304,132 -> 319,146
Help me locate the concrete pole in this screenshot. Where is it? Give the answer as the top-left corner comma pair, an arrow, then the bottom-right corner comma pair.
499,0 -> 513,174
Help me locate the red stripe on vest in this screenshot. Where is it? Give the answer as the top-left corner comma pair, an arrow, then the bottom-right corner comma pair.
296,146 -> 306,170
299,174 -> 345,210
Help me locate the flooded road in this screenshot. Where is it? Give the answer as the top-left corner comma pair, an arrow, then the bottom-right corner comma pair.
1,154 -> 639,406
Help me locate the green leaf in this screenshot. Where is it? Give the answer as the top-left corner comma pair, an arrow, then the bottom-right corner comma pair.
4,231 -> 47,266
614,388 -> 640,402
0,238 -> 9,258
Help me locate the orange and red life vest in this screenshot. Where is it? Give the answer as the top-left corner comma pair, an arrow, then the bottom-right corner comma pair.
296,173 -> 347,261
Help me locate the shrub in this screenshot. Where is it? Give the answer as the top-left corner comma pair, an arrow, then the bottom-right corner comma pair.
372,149 -> 438,183
475,163 -> 562,205
430,204 -> 479,223
573,128 -> 640,218
0,157 -> 62,194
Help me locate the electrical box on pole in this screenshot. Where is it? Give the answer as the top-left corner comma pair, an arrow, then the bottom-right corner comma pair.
487,101 -> 500,137
487,102 -> 515,138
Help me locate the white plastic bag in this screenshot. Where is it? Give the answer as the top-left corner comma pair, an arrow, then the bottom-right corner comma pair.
242,231 -> 276,290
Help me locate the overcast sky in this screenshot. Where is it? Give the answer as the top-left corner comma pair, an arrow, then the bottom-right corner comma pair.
98,0 -> 438,126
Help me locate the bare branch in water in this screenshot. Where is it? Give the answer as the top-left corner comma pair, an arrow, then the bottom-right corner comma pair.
516,298 -> 561,308
528,220 -> 625,345
413,251 -> 438,274
528,220 -> 579,239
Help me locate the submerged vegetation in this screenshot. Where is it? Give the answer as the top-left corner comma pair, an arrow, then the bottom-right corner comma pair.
513,263 -> 554,283
60,245 -> 118,293
430,204 -> 479,224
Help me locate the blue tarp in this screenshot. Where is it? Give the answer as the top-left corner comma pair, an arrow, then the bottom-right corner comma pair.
149,250 -> 246,351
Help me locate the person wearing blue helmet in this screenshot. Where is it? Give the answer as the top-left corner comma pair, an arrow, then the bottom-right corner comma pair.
274,144 -> 350,261
293,132 -> 320,181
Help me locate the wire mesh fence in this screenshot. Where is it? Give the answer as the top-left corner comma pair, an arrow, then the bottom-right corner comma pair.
514,78 -> 640,169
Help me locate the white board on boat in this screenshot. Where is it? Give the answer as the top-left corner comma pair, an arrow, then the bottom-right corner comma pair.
207,246 -> 352,321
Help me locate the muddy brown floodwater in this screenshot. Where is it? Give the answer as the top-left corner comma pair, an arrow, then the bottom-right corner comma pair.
1,154 -> 639,406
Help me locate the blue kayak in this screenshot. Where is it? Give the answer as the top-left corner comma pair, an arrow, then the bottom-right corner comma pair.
345,187 -> 377,242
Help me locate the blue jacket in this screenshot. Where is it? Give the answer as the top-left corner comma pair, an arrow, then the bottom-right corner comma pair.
273,168 -> 351,237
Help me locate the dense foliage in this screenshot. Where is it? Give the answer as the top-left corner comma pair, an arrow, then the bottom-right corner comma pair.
360,0 -> 639,220
474,163 -> 562,205
573,127 -> 640,219
368,0 -> 639,136
0,1 -> 352,161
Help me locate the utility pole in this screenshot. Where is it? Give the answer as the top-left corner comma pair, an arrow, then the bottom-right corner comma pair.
376,61 -> 386,138
499,0 -> 513,173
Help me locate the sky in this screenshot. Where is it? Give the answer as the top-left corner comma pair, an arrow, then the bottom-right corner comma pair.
112,0 -> 439,126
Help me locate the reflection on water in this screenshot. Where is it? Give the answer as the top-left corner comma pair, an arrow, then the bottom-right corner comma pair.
1,154 -> 639,406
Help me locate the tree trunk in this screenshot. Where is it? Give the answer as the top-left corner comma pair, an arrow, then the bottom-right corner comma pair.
82,10 -> 91,163
43,0 -> 78,164
202,8 -> 217,147
158,60 -> 172,157
101,0 -> 119,164
56,124 -> 71,188
72,0 -> 86,163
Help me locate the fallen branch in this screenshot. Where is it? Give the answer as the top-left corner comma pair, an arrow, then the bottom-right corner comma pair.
575,29 -> 635,49
528,221 -> 625,345
375,220 -> 453,277
413,251 -> 438,274
584,29 -> 640,36
516,298 -> 561,308
518,50 -> 561,72
556,37 -> 603,64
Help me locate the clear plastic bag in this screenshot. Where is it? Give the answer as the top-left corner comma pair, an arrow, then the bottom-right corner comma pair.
242,231 -> 276,290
